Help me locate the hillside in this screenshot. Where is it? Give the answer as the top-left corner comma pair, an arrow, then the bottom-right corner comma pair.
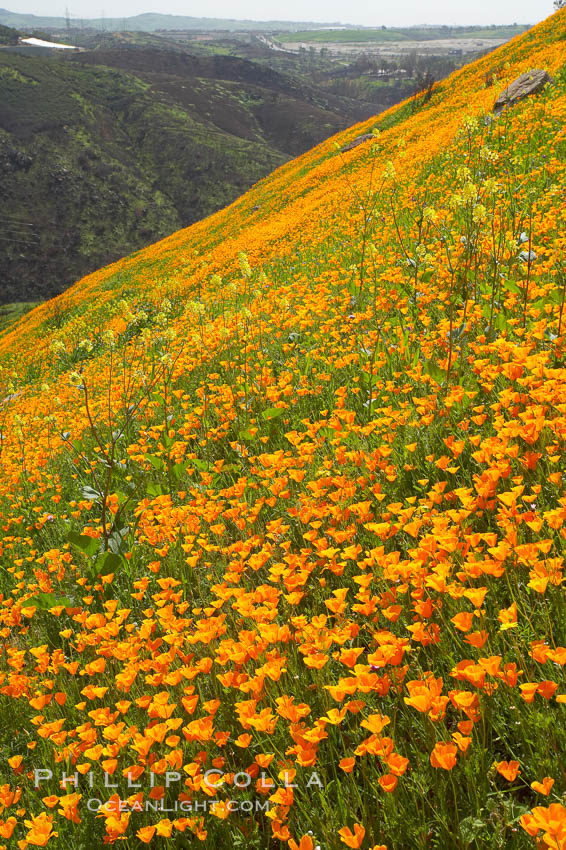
0,22 -> 18,43
0,45 -> 374,303
0,9 -> 565,850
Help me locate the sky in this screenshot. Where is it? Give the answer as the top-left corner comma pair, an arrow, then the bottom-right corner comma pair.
4,0 -> 555,25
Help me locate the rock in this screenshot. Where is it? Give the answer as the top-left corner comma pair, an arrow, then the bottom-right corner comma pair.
519,250 -> 537,263
494,69 -> 553,115
340,133 -> 376,153
2,149 -> 33,171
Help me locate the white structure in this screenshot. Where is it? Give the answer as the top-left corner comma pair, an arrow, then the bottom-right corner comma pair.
21,37 -> 78,49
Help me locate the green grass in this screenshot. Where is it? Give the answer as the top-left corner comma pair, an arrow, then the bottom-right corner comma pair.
278,25 -> 530,44
279,29 -> 410,44
0,301 -> 41,332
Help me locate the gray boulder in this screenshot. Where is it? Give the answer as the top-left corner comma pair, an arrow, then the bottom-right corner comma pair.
340,133 -> 376,153
494,69 -> 553,114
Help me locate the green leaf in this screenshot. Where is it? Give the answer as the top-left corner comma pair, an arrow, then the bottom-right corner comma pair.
454,392 -> 472,411
459,817 -> 485,846
425,360 -> 445,386
495,312 -> 508,331
238,430 -> 255,441
68,531 -> 99,557
110,462 -> 132,482
146,455 -> 165,471
115,489 -> 131,506
502,279 -> 522,296
172,462 -> 188,482
531,298 -> 547,313
108,529 -> 128,555
24,593 -> 73,610
81,485 -> 101,502
94,552 -> 122,577
146,482 -> 165,497
262,407 -> 284,421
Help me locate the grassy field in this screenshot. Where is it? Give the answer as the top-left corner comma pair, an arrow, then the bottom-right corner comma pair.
280,28 -> 410,43
0,301 -> 40,332
0,7 -> 564,850
278,24 -> 530,44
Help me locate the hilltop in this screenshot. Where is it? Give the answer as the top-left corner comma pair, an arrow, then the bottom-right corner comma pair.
0,8 -> 565,850
0,7 -> 346,32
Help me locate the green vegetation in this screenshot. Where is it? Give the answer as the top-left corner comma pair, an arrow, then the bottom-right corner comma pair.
0,301 -> 39,331
0,9 -> 564,849
0,8 -> 344,32
0,21 -> 18,43
0,19 -> 518,306
0,45 -> 373,304
281,28 -> 410,43
278,24 -> 530,43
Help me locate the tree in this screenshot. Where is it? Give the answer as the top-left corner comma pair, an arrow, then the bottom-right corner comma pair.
0,24 -> 19,44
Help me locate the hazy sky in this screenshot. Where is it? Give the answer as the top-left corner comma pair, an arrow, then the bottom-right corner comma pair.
6,0 -> 555,25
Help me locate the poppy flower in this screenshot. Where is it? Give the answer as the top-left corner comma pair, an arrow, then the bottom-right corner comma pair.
338,823 -> 366,848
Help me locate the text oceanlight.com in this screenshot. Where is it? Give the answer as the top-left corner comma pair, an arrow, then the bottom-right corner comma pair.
86,798 -> 272,813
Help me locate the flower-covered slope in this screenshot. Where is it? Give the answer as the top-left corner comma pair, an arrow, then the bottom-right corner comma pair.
1,9 -> 566,850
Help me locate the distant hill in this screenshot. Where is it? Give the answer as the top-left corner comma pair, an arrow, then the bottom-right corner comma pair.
0,21 -> 18,42
0,8 -> 347,32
